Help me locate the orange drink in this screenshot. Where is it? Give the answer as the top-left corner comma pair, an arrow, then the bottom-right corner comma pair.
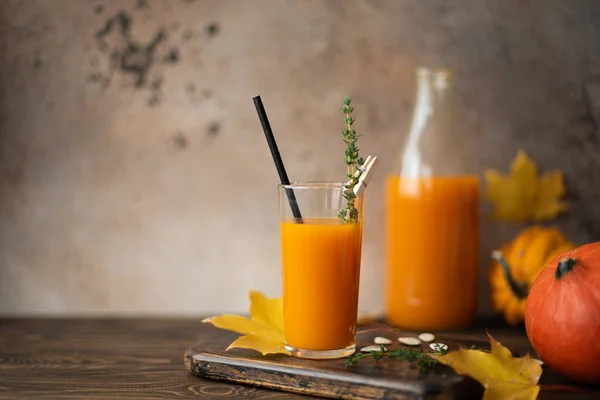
281,218 -> 362,350
385,175 -> 479,331
279,183 -> 364,359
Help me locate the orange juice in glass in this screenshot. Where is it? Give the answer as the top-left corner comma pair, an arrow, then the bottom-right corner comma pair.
279,182 -> 363,359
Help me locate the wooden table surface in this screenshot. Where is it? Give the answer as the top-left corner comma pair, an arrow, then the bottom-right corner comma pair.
0,318 -> 597,399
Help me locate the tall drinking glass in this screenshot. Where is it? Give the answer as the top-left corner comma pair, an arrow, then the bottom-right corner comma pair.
278,182 -> 364,359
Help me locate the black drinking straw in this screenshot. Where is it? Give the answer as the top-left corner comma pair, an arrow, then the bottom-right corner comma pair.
253,95 -> 304,223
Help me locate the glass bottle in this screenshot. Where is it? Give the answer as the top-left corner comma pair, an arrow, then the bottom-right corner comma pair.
384,68 -> 479,331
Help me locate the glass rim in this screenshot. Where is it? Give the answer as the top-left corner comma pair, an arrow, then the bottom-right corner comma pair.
278,181 -> 347,190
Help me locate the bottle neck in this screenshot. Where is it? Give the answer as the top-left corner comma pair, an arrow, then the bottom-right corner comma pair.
417,69 -> 453,114
397,68 -> 458,179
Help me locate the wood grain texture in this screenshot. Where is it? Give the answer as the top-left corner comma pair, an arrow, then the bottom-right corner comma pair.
186,328 -> 486,400
0,318 -> 306,399
1,318 -> 599,399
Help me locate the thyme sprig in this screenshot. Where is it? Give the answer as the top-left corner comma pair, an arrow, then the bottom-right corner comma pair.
344,344 -> 386,367
345,344 -> 452,372
337,97 -> 364,224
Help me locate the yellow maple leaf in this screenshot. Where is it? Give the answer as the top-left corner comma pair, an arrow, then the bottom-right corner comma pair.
484,150 -> 567,222
430,333 -> 542,400
202,290 -> 287,355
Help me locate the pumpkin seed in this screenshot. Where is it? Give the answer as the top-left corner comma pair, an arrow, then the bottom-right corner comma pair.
418,333 -> 435,342
361,345 -> 386,352
374,336 -> 392,345
533,358 -> 544,365
429,342 -> 448,352
398,337 -> 421,346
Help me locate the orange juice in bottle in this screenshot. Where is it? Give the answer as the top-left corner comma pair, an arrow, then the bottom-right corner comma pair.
385,69 -> 479,331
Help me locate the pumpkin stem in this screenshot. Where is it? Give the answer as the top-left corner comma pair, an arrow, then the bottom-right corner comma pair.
491,250 -> 529,299
555,257 -> 577,280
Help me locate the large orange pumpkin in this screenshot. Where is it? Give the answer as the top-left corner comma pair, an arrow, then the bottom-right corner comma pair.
525,242 -> 600,384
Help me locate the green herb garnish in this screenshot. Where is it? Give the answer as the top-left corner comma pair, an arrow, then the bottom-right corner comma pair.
346,344 -> 450,372
337,97 -> 364,224
345,344 -> 386,366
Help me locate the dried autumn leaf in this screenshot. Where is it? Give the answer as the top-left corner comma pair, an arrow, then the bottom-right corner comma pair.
430,333 -> 542,400
484,150 -> 567,222
202,290 -> 287,355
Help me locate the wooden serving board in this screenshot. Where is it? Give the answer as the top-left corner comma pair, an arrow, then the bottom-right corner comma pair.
185,327 -> 487,399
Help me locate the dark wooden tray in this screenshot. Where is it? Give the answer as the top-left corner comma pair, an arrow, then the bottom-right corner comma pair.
185,327 -> 487,399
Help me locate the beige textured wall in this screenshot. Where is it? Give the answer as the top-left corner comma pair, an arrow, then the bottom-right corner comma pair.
1,0 -> 600,316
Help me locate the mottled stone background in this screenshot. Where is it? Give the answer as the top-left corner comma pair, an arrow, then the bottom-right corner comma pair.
1,0 -> 599,316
